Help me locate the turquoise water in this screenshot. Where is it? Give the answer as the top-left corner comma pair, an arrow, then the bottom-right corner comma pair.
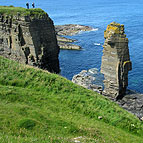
0,0 -> 143,93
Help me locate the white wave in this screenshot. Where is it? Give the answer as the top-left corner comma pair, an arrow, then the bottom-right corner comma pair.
88,68 -> 98,74
94,43 -> 101,46
78,28 -> 98,35
78,31 -> 85,34
91,28 -> 98,31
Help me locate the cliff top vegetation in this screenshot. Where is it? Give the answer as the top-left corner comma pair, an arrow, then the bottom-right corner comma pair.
0,56 -> 143,142
0,6 -> 47,17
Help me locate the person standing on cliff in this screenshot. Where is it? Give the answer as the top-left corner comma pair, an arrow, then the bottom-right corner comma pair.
26,3 -> 29,9
32,3 -> 35,8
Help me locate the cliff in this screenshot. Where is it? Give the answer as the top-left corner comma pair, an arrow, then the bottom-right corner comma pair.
0,6 -> 60,73
101,22 -> 132,99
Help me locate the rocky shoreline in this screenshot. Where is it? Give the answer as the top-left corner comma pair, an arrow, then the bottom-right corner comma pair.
117,90 -> 143,120
72,68 -> 143,120
72,22 -> 143,120
55,24 -> 93,50
72,68 -> 104,94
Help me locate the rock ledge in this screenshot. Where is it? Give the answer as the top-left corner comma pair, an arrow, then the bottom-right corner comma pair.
55,24 -> 93,50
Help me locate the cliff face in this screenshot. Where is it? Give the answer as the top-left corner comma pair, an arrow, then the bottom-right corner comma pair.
0,13 -> 60,73
101,22 -> 132,99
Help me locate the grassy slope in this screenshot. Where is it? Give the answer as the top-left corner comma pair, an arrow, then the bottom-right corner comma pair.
0,6 -> 46,16
0,56 -> 143,143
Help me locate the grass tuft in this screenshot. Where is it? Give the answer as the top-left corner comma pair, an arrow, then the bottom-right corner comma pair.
18,118 -> 36,130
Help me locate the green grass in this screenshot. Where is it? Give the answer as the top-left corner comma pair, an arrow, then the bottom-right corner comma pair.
0,6 -> 47,17
0,56 -> 143,143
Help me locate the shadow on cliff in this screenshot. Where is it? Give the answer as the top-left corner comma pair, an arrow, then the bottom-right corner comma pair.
29,17 -> 60,73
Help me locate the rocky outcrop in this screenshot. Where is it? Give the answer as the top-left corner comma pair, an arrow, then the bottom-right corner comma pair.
55,24 -> 93,50
72,68 -> 104,94
55,24 -> 93,36
72,68 -> 143,119
101,22 -> 132,99
58,42 -> 81,50
56,35 -> 81,50
72,69 -> 143,119
0,12 -> 60,73
57,35 -> 75,43
117,90 -> 143,119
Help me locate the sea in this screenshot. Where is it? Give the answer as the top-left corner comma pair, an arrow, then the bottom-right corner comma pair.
0,0 -> 143,93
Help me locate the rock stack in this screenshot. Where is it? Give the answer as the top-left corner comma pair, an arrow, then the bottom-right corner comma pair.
0,13 -> 60,73
101,22 -> 132,99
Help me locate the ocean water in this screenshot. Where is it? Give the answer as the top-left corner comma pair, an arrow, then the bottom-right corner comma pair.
0,0 -> 143,93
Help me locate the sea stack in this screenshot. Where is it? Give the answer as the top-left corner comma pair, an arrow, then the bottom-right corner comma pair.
0,7 -> 60,73
101,22 -> 132,99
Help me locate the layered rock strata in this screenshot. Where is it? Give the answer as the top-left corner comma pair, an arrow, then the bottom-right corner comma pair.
101,22 -> 132,99
56,35 -> 81,50
55,24 -> 93,50
0,12 -> 60,73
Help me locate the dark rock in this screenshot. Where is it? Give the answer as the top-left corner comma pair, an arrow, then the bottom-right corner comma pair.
117,90 -> 143,118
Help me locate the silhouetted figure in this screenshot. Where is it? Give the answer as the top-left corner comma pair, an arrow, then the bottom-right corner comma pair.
26,3 -> 29,9
32,3 -> 35,8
